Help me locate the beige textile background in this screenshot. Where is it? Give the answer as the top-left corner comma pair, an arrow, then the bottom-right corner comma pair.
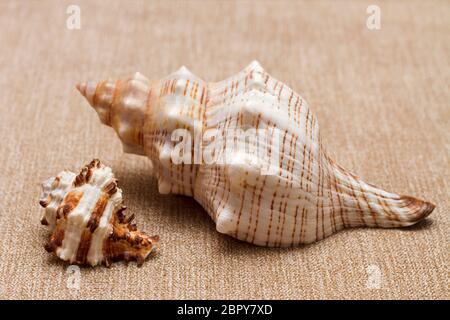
0,0 -> 448,300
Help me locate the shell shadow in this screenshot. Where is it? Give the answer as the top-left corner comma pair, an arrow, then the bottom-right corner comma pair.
115,166 -> 298,257
114,166 -> 435,260
115,166 -> 217,235
211,217 -> 435,260
115,167 -> 363,258
400,218 -> 434,231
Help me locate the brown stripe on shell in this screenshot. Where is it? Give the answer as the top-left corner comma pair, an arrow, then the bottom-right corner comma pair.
328,158 -> 347,228
183,79 -> 190,96
291,205 -> 300,245
73,169 -> 86,186
51,176 -> 61,188
244,112 -> 262,243
265,124 -> 279,246
213,114 -> 233,215
279,134 -> 297,246
86,193 -> 109,232
266,186 -> 280,246
43,190 -> 83,255
315,141 -> 321,241
376,195 -> 397,226
345,173 -> 366,227
39,198 -> 50,208
92,81 -> 101,116
399,195 -> 435,223
58,190 -> 83,218
299,207 -> 307,243
277,132 -> 297,246
319,138 -> 327,239
74,177 -> 112,264
234,171 -> 248,235
75,229 -> 93,264
44,222 -> 66,253
273,130 -> 288,246
102,236 -> 113,267
296,96 -> 301,124
326,163 -> 337,233
249,160 -> 267,244
358,180 -> 378,227
43,189 -> 84,253
103,180 -> 118,196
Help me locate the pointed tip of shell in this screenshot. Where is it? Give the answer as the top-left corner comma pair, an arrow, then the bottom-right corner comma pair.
177,65 -> 190,74
76,82 -> 86,95
149,234 -> 160,244
248,60 -> 262,67
170,65 -> 203,83
76,81 -> 96,106
132,72 -> 150,85
399,195 -> 435,224
247,60 -> 263,71
173,65 -> 195,78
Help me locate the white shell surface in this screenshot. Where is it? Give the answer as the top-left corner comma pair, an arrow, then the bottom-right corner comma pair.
77,62 -> 435,246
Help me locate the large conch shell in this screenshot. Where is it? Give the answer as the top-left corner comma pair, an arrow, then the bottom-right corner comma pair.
39,159 -> 159,266
77,61 -> 435,246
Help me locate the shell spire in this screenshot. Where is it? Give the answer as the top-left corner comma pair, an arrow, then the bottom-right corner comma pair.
77,63 -> 435,246
76,73 -> 149,155
39,159 -> 159,266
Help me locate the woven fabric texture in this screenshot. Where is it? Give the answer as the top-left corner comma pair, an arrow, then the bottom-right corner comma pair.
0,0 -> 448,299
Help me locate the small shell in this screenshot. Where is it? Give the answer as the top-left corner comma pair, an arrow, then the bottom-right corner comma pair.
39,159 -> 159,267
